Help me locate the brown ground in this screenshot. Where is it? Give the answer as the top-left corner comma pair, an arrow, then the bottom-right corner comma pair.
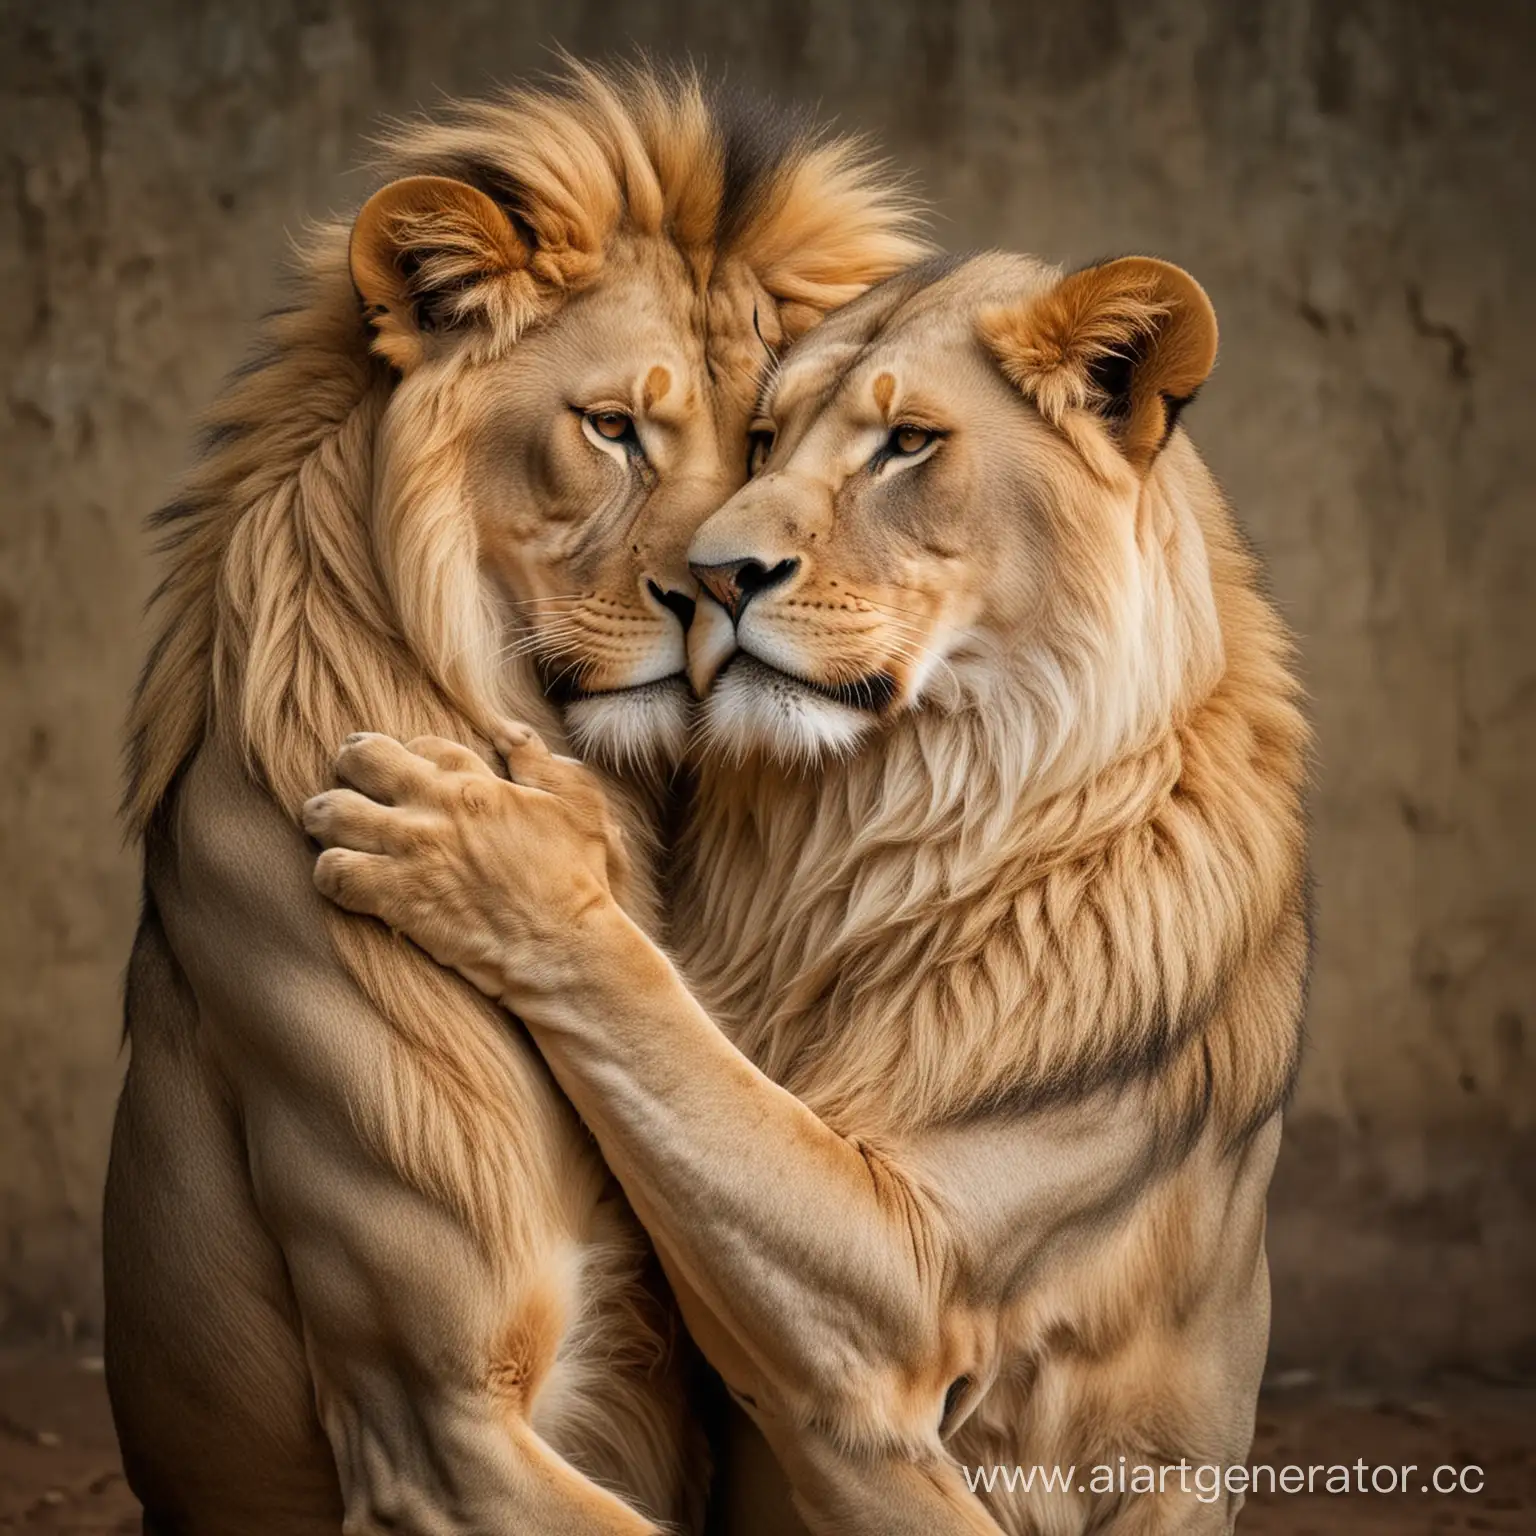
0,1353 -> 1530,1533
0,1355 -> 131,1535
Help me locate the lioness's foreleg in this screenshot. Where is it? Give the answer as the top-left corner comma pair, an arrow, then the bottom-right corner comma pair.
763,1420 -> 1007,1536
1099,1488 -> 1242,1533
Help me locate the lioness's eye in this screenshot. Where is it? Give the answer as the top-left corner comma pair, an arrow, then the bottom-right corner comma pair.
891,425 -> 935,456
747,427 -> 775,477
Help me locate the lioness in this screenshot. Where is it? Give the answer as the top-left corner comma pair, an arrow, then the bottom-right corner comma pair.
305,252 -> 1310,1533
106,62 -> 923,1535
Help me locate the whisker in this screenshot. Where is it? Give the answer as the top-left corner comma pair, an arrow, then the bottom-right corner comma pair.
544,651 -> 598,693
494,620 -> 582,653
856,595 -> 932,623
858,619 -> 927,641
492,633 -> 580,666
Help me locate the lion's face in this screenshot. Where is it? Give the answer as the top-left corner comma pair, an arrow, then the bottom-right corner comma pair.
352,184 -> 785,771
686,252 -> 1221,769
429,239 -> 755,767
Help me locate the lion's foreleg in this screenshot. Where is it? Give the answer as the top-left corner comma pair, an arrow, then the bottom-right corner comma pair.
156,753 -> 668,1535
763,1419 -> 1009,1536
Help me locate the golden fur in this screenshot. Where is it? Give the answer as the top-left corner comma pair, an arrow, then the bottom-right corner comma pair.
298,249 -> 1310,1533
683,259 -> 1303,1137
672,252 -> 1311,1530
108,60 -> 924,1535
124,60 -> 924,834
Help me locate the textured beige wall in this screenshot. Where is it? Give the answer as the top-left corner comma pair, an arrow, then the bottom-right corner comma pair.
2,0 -> 1531,1374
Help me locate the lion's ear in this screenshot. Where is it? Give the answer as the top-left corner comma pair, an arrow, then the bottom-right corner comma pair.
350,176 -> 536,371
980,257 -> 1218,470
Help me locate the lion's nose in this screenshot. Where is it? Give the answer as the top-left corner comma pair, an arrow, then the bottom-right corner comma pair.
689,557 -> 799,624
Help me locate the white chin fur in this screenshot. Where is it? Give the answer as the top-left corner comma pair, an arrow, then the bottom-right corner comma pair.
698,656 -> 874,767
564,678 -> 690,775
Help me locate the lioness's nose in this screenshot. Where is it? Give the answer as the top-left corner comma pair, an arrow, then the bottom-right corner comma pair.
689,557 -> 799,623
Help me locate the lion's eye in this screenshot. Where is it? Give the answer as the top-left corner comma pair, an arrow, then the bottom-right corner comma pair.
891,425 -> 935,456
747,427 -> 776,477
587,410 -> 634,442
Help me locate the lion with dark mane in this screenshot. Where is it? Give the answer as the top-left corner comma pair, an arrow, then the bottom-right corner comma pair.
106,61 -> 923,1535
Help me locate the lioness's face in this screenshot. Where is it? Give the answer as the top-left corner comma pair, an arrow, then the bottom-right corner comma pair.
686,252 -> 1218,766
686,255 -> 1054,763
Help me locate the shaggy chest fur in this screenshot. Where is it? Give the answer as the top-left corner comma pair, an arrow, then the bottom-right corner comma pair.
671,586 -> 1308,1530
674,550 -> 1310,1154
675,735 -> 1032,1128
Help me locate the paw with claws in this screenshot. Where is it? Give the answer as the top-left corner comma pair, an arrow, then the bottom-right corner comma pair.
304,724 -> 632,1002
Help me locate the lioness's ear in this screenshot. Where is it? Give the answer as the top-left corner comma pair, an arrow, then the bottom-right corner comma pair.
980,257 -> 1218,470
350,175 -> 535,370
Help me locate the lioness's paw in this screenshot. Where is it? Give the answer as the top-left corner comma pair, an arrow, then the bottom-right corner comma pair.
493,721 -> 591,793
403,735 -> 493,778
302,787 -> 401,854
334,732 -> 435,802
493,720 -> 634,903
313,845 -> 386,915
